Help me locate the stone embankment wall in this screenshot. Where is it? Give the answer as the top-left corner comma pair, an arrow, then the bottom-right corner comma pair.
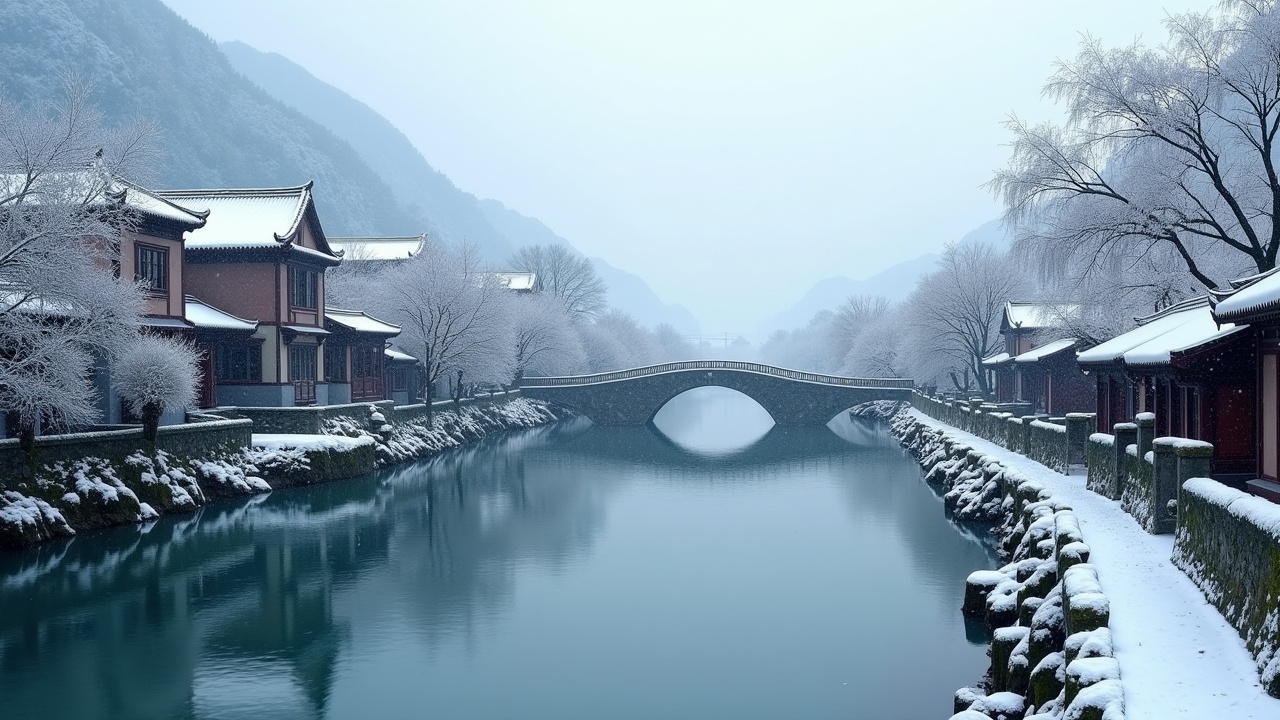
914,388 -> 1280,702
0,396 -> 561,551
890,409 -> 1123,720
1173,479 -> 1280,696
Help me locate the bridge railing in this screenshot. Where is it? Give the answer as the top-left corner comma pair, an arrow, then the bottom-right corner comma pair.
519,360 -> 915,389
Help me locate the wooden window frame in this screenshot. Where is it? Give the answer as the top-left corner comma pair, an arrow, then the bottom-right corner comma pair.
135,243 -> 168,293
289,266 -> 318,310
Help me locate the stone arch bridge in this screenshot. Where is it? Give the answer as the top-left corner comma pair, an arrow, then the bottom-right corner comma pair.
518,361 -> 914,426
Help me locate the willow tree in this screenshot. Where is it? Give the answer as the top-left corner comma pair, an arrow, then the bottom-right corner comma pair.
991,1 -> 1280,313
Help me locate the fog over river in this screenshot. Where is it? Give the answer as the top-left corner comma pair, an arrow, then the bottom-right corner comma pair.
0,389 -> 996,719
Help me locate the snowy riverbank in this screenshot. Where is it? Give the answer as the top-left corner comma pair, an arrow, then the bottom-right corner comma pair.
892,406 -> 1280,720
0,398 -> 562,550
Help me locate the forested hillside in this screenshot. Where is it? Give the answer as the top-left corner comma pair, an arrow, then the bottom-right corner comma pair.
220,40 -> 514,260
0,0 -> 419,235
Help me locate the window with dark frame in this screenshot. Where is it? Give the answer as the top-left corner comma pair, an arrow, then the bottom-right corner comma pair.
325,344 -> 347,382
289,266 -> 318,309
290,345 -> 318,383
136,245 -> 168,292
215,345 -> 261,382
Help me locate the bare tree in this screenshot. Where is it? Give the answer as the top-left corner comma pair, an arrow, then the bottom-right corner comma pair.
904,243 -> 1030,395
113,334 -> 201,442
509,244 -> 607,320
0,82 -> 151,447
990,1 -> 1280,300
370,242 -> 513,408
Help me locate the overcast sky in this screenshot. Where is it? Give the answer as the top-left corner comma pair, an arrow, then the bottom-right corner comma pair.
162,0 -> 1205,334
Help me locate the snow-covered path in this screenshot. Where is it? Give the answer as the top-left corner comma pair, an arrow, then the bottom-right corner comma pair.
909,410 -> 1280,719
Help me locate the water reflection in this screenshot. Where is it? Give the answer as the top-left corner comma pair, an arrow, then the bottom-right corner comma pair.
651,386 -> 774,455
0,396 -> 995,720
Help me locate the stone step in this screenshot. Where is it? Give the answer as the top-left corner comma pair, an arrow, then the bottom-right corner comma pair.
1245,478 -> 1280,504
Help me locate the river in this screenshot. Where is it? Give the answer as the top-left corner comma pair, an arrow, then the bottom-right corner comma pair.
0,389 -> 996,719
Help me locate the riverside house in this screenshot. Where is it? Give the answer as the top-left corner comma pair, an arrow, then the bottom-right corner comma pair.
158,183 -> 381,408
1213,270 -> 1280,501
1077,296 -> 1255,484
983,301 -> 1091,414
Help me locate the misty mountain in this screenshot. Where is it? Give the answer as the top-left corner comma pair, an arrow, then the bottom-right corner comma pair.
221,40 -> 699,331
756,218 -> 1013,339
479,199 -> 700,334
756,254 -> 942,339
0,0 -> 422,236
220,40 -> 513,260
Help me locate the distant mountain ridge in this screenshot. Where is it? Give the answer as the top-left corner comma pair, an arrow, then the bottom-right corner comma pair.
222,40 -> 699,333
0,0 -> 421,236
756,219 -> 1011,339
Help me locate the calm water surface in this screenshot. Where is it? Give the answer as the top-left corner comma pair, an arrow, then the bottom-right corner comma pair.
0,389 -> 995,719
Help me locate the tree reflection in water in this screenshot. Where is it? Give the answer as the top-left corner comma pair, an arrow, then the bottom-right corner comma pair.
0,398 -> 996,720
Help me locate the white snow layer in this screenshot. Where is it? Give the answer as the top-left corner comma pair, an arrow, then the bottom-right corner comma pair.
910,409 -> 1280,719
251,434 -> 376,451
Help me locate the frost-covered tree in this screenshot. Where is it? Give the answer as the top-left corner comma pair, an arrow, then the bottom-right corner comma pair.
509,293 -> 583,381
0,82 -> 150,446
112,334 -> 200,442
652,323 -> 695,363
904,243 -> 1030,395
578,310 -> 658,372
509,244 -> 607,320
371,242 -> 514,407
991,0 -> 1280,304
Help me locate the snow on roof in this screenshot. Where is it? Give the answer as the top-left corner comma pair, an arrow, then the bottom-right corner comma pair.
490,271 -> 537,291
157,184 -> 320,251
140,316 -> 193,330
1077,297 -> 1231,366
184,296 -> 257,332
385,347 -> 417,362
982,352 -> 1012,366
1214,267 -> 1280,321
325,307 -> 401,336
329,235 -> 425,261
114,180 -> 209,228
0,173 -> 207,229
1014,338 -> 1078,363
1004,301 -> 1078,331
1123,314 -> 1245,366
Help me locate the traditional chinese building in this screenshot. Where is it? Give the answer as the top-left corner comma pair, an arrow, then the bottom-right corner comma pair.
158,183 -> 343,407
1078,296 -> 1254,482
1213,271 -> 1280,499
986,301 -> 1090,414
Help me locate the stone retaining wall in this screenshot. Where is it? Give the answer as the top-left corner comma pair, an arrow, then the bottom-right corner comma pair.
892,409 -> 1124,720
1172,478 -> 1280,696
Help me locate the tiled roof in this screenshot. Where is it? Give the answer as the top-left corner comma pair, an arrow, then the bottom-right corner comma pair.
490,271 -> 537,291
329,235 -> 425,261
157,183 -> 335,257
325,307 -> 401,336
981,352 -> 1012,366
1077,297 -> 1239,366
184,296 -> 257,332
1214,267 -> 1280,322
1013,338 -> 1078,363
1003,301 -> 1078,331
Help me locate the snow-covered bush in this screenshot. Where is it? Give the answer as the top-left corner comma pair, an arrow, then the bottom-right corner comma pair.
112,333 -> 200,442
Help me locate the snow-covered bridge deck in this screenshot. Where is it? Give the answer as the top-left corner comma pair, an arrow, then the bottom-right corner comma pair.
519,360 -> 913,426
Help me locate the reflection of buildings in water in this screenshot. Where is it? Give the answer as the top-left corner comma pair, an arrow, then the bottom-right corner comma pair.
354,421 -> 619,653
0,421 -> 612,718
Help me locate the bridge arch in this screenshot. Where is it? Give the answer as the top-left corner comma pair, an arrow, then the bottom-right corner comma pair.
519,361 -> 913,427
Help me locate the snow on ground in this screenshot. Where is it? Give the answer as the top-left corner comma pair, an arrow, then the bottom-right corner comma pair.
909,409 -> 1280,719
251,433 -> 376,451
